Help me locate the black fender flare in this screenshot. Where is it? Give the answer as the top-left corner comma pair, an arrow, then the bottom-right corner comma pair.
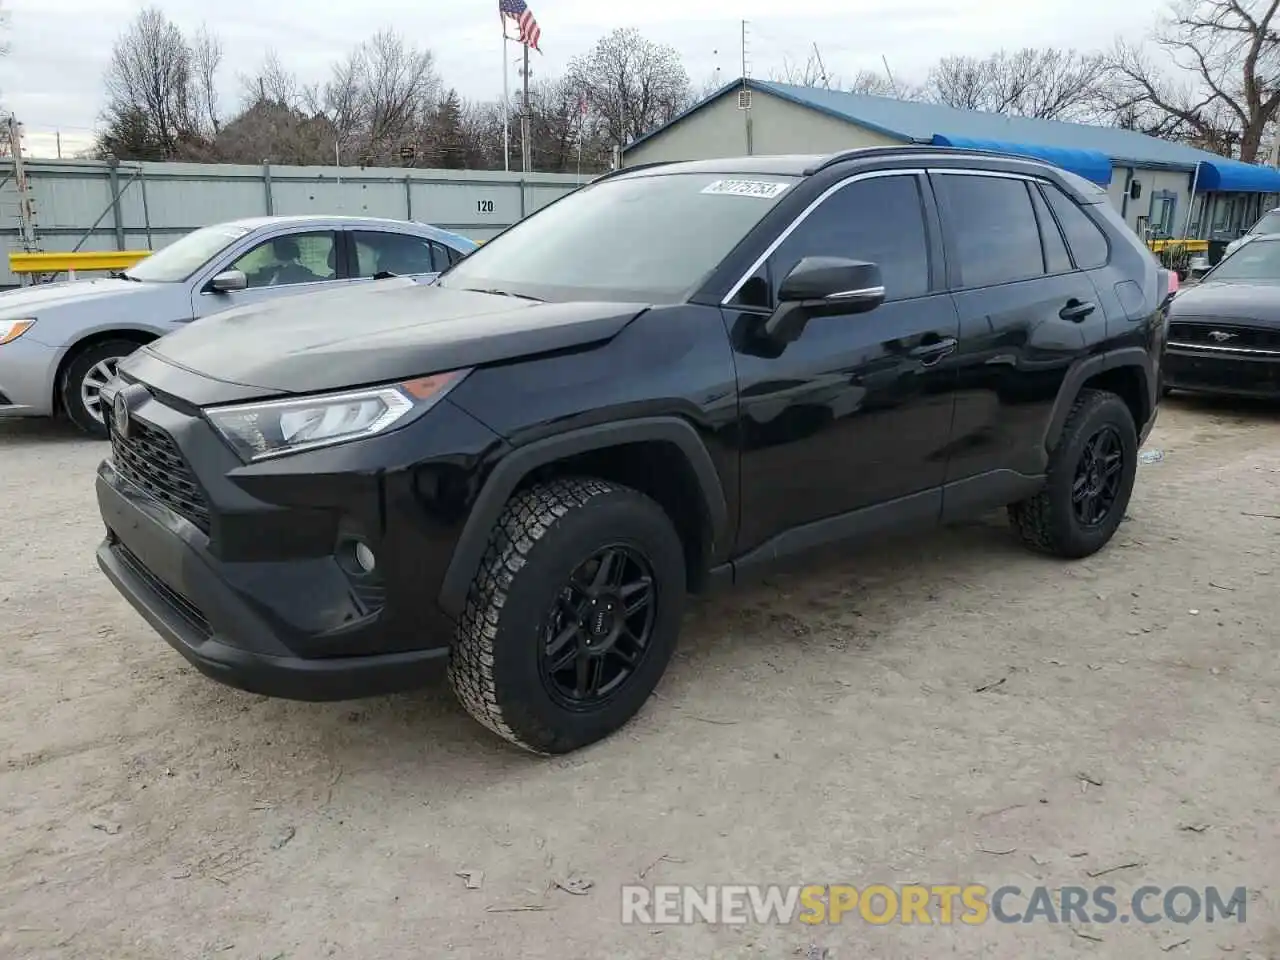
1043,346 -> 1154,452
437,416 -> 730,619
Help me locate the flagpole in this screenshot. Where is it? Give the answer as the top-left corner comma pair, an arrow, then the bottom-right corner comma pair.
521,42 -> 531,173
502,33 -> 511,172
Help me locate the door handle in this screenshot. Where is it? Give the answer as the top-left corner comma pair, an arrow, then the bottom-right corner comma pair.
910,336 -> 958,365
1059,299 -> 1096,322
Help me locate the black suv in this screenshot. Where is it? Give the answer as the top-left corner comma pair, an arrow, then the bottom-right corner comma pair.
95,147 -> 1169,754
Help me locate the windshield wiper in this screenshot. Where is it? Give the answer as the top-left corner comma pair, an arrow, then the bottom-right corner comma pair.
459,286 -> 543,302
111,271 -> 142,282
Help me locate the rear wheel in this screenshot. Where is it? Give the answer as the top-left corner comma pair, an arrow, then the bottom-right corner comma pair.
1008,389 -> 1138,558
60,339 -> 142,438
448,477 -> 686,754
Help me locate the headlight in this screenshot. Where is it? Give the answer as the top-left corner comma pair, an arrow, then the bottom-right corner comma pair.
204,370 -> 470,461
0,318 -> 36,345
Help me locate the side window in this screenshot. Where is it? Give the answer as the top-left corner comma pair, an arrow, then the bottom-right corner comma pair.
1029,184 -> 1073,274
1042,183 -> 1110,269
229,232 -> 336,289
935,173 -> 1044,287
765,175 -> 931,303
352,231 -> 442,278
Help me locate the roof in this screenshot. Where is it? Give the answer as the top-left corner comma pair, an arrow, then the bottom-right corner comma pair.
216,215 -> 478,250
604,155 -> 827,178
625,78 -> 1280,193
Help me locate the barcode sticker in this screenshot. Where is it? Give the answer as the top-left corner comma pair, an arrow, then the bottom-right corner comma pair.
700,179 -> 791,199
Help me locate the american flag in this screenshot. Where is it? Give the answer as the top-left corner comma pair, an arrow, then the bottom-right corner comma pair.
499,0 -> 542,51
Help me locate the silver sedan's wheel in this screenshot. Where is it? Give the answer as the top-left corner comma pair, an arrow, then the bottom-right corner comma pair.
59,339 -> 143,438
79,357 -> 121,424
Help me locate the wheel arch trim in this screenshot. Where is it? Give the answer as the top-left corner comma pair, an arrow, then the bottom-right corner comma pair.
1043,347 -> 1153,453
438,416 -> 730,620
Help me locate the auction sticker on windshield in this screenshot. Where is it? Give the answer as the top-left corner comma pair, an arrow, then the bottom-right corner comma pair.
701,179 -> 791,199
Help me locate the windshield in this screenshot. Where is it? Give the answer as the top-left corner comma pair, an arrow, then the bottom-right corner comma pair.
1207,238 -> 1280,281
125,223 -> 253,282
1248,210 -> 1280,236
437,172 -> 799,303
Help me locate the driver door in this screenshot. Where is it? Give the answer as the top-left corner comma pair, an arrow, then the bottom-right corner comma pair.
190,229 -> 344,319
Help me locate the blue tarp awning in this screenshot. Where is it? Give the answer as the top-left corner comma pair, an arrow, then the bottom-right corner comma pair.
1194,157 -> 1280,193
930,134 -> 1114,186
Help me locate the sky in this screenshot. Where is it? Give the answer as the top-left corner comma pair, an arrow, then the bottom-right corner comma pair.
3,0 -> 1169,158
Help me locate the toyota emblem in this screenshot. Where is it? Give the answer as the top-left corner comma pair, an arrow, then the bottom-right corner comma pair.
113,390 -> 130,438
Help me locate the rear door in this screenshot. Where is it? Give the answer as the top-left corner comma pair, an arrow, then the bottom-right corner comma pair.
932,170 -> 1103,502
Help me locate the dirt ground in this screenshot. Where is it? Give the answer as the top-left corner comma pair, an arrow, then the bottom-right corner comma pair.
3,396 -> 1280,960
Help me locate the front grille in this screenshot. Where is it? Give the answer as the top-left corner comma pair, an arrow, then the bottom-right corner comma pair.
112,541 -> 212,638
1168,320 -> 1280,353
110,419 -> 211,533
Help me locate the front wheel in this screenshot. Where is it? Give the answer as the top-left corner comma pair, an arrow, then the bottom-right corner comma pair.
60,339 -> 142,438
449,477 -> 686,754
1008,389 -> 1138,559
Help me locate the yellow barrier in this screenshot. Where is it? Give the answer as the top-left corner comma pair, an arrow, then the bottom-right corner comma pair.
9,250 -> 152,278
1147,239 -> 1209,253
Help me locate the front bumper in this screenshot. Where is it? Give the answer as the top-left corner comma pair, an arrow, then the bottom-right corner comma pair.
97,462 -> 450,700
0,335 -> 60,417
1164,346 -> 1280,399
93,380 -> 507,701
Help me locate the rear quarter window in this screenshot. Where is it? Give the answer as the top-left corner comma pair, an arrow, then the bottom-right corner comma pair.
1041,182 -> 1110,270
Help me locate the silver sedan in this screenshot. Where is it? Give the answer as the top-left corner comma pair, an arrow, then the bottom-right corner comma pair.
0,215 -> 477,436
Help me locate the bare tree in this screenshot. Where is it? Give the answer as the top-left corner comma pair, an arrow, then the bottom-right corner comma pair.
1107,0 -> 1280,161
771,49 -> 906,99
191,26 -> 222,136
99,7 -> 207,159
567,28 -> 691,151
926,48 -> 1107,120
239,49 -> 303,110
308,29 -> 439,165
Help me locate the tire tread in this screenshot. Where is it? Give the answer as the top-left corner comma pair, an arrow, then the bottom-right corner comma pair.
448,476 -> 617,753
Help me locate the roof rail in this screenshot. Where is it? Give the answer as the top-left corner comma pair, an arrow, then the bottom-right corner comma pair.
588,160 -> 676,184
804,144 -> 1052,175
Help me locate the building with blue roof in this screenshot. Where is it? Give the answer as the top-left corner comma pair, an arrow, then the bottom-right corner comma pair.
622,78 -> 1280,247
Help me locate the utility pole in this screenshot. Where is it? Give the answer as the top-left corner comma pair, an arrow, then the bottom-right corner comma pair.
741,20 -> 753,156
56,130 -> 62,160
882,55 -> 900,98
8,116 -> 37,253
812,43 -> 829,89
521,44 -> 532,173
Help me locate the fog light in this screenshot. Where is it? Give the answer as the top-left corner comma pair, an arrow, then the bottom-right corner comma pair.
354,542 -> 376,573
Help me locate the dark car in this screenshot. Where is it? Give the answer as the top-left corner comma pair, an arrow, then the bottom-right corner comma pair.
94,146 -> 1170,754
1164,234 -> 1280,398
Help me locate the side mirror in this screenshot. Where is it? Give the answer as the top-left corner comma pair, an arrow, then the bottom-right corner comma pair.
208,269 -> 247,293
765,257 -> 885,343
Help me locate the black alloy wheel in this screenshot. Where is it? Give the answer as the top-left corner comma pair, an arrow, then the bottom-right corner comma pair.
540,545 -> 657,709
1071,425 -> 1124,527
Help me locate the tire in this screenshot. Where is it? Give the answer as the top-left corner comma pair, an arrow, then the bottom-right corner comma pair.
1008,389 -> 1138,559
449,477 -> 687,754
60,339 -> 142,438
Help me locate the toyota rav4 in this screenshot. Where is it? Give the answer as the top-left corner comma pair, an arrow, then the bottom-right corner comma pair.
94,146 -> 1169,754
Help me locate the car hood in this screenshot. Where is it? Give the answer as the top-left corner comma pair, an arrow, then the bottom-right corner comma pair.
1169,281 -> 1280,325
137,278 -> 648,395
0,276 -> 160,316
